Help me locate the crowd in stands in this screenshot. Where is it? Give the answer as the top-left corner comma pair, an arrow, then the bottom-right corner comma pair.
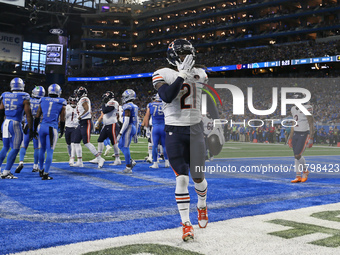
75,40 -> 340,78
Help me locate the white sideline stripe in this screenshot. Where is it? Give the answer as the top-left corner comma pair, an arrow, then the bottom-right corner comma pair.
227,141 -> 340,149
13,202 -> 340,255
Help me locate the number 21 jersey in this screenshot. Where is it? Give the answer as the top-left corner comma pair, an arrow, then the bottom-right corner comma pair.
152,67 -> 208,126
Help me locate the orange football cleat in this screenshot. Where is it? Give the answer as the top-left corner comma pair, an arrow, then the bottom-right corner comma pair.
197,207 -> 208,228
301,170 -> 309,182
291,176 -> 302,183
181,222 -> 194,242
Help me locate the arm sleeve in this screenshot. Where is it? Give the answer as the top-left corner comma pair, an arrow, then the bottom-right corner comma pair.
157,77 -> 184,103
34,117 -> 40,132
102,105 -> 115,114
119,116 -> 130,135
0,109 -> 4,128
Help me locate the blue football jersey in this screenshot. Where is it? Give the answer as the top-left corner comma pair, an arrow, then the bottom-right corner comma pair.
24,97 -> 41,124
122,102 -> 139,126
149,102 -> 164,126
40,97 -> 67,129
1,91 -> 30,122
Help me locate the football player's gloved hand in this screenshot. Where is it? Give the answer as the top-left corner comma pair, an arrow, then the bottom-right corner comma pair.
29,129 -> 34,141
117,133 -> 122,142
145,127 -> 151,138
133,134 -> 138,143
59,130 -> 64,139
288,138 -> 293,148
23,124 -> 29,135
307,137 -> 313,148
176,54 -> 195,79
94,121 -> 99,128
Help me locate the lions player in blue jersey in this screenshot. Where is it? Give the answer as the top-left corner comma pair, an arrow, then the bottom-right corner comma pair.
143,94 -> 169,168
15,86 -> 45,174
117,89 -> 139,174
0,78 -> 33,179
34,84 -> 66,180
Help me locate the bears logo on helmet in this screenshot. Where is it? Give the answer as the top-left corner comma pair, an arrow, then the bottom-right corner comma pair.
102,91 -> 114,103
167,39 -> 196,66
76,86 -> 88,98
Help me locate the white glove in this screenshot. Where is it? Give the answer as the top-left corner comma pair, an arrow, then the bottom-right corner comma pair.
176,54 -> 195,79
145,127 -> 151,138
133,134 -> 138,143
117,133 -> 122,142
94,121 -> 99,128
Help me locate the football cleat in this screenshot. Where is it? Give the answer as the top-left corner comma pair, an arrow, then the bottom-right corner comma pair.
181,222 -> 194,242
103,146 -> 112,156
131,159 -> 137,168
122,167 -> 132,174
146,157 -> 152,163
301,170 -> 309,182
98,157 -> 105,168
41,173 -> 53,180
89,157 -> 99,164
197,207 -> 209,228
15,163 -> 24,173
73,161 -> 84,167
109,158 -> 121,166
149,162 -> 159,169
1,172 -> 18,179
164,160 -> 170,168
32,168 -> 39,172
39,169 -> 44,177
291,176 -> 302,183
69,158 -> 74,166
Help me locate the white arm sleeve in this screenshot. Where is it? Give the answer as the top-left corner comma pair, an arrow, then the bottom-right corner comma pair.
119,116 -> 130,135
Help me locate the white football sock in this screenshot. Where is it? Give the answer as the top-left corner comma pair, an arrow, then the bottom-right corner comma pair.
175,175 -> 191,224
195,179 -> 208,209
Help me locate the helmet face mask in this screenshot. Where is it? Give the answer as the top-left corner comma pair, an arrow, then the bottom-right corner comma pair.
10,78 -> 25,92
32,86 -> 45,98
68,96 -> 77,107
102,91 -> 114,103
167,39 -> 195,66
76,86 -> 88,98
122,89 -> 136,104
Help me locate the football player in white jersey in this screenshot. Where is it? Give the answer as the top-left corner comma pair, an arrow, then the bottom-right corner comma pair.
91,91 -> 121,166
64,96 -> 78,166
152,39 -> 208,241
73,86 -> 105,168
288,93 -> 314,183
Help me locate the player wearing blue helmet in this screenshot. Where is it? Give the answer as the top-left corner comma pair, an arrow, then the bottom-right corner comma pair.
0,78 -> 34,179
15,86 -> 45,174
34,84 -> 66,180
117,89 -> 139,174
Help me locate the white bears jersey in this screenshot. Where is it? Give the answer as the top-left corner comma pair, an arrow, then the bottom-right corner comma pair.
77,96 -> 92,120
202,115 -> 214,136
103,99 -> 119,126
291,104 -> 313,132
152,67 -> 208,126
65,104 -> 79,128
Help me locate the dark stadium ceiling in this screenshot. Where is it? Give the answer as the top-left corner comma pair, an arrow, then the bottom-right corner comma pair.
0,0 -> 96,43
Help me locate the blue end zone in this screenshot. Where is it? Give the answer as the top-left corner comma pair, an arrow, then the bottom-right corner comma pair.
0,155 -> 340,254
